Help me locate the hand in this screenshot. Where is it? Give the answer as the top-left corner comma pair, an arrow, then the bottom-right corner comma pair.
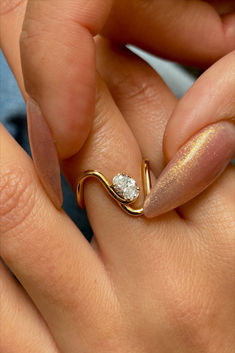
1,40 -> 234,352
0,0 -> 235,208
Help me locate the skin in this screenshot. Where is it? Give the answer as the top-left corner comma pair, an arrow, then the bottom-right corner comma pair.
0,0 -> 235,350
0,0 -> 234,211
1,39 -> 235,352
164,51 -> 235,160
0,0 -> 235,159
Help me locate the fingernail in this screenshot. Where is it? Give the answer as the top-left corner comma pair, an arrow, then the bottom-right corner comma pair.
144,121 -> 235,218
27,98 -> 63,209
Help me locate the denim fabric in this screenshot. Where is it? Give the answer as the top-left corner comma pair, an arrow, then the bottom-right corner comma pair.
0,51 -> 28,150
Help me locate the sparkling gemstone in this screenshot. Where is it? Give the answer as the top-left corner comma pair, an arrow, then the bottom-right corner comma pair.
112,173 -> 140,202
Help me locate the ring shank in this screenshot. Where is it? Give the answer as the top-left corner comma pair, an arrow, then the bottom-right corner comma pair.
76,160 -> 151,217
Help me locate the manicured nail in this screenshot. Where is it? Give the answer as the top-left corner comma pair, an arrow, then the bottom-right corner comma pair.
144,121 -> 235,218
27,98 -> 63,209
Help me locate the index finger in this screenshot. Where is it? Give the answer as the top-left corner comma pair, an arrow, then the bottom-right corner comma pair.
0,0 -> 113,159
19,0 -> 113,158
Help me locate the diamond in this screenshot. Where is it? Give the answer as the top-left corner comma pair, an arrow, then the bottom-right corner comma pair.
112,173 -> 140,202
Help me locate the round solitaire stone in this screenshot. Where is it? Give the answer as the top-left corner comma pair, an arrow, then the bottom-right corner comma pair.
112,173 -> 140,202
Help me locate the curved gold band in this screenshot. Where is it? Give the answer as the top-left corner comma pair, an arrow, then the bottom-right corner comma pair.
76,160 -> 151,216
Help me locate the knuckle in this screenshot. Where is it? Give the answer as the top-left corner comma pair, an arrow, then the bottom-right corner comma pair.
0,167 -> 36,234
113,74 -> 159,106
126,80 -> 155,102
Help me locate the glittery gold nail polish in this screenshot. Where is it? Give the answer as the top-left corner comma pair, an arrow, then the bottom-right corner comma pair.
144,121 -> 235,218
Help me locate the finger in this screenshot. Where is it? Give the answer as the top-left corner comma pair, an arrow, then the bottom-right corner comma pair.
63,74 -> 181,261
0,260 -> 59,353
64,72 -> 235,353
0,0 -> 113,208
103,0 -> 235,66
144,52 -> 235,218
96,38 -> 178,177
1,0 -> 113,159
0,124 -> 114,352
62,75 -> 191,348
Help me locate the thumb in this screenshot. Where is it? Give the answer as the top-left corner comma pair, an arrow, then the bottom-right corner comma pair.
144,51 -> 235,218
20,0 -> 112,159
163,51 -> 235,160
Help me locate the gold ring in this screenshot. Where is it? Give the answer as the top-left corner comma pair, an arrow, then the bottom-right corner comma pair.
76,160 -> 151,216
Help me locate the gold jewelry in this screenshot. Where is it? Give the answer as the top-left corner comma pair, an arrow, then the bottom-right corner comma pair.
76,160 -> 151,216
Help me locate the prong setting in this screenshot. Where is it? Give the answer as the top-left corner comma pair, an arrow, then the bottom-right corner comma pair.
112,173 -> 140,202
